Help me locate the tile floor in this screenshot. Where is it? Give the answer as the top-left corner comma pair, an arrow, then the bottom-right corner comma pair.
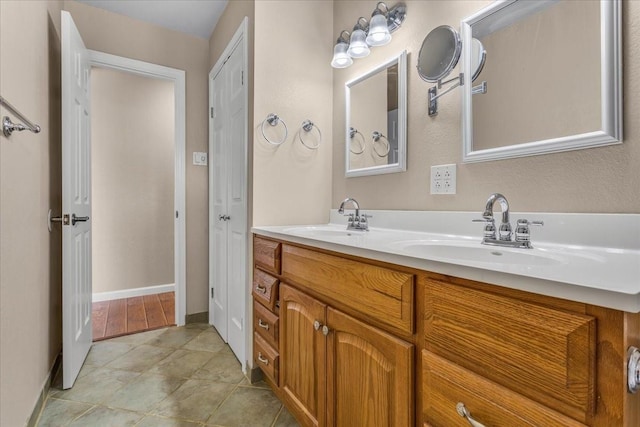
37,323 -> 299,427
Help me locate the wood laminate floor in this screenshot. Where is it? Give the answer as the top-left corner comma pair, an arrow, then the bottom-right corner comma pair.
92,292 -> 175,341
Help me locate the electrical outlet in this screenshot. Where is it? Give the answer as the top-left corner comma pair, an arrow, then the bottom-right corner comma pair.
430,164 -> 457,194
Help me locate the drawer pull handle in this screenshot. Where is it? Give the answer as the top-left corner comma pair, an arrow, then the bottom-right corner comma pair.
629,346 -> 640,393
256,285 -> 267,294
257,352 -> 269,365
258,319 -> 270,330
456,403 -> 486,427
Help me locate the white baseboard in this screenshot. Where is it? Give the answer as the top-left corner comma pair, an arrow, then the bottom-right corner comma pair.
92,283 -> 175,303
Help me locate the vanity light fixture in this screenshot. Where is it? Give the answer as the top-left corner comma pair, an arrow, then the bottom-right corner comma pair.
366,2 -> 392,46
347,17 -> 371,58
331,31 -> 353,68
331,2 -> 407,69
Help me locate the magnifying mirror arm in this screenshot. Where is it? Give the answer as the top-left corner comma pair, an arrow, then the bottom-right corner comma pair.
428,73 -> 464,116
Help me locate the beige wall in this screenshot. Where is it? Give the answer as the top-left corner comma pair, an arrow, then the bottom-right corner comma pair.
332,0 -> 640,214
253,0 -> 334,226
91,68 -> 175,293
63,0 -> 211,313
0,1 -> 64,425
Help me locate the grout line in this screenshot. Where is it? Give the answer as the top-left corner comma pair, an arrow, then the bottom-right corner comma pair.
270,404 -> 285,427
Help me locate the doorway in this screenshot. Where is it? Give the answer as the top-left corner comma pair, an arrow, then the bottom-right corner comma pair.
88,51 -> 187,327
209,18 -> 249,370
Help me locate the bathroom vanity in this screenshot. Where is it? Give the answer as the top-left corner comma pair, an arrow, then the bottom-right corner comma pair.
251,211 -> 640,427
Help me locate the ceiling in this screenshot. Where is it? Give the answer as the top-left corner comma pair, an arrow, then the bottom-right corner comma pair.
77,0 -> 229,39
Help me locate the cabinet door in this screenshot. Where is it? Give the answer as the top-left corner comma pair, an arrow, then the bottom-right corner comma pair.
326,307 -> 414,427
280,284 -> 327,427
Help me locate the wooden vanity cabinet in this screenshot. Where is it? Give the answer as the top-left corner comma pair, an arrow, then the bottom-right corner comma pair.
279,284 -> 414,427
252,235 -> 640,427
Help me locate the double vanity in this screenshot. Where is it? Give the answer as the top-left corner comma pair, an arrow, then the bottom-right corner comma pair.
251,205 -> 640,426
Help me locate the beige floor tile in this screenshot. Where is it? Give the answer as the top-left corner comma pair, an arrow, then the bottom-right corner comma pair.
105,344 -> 174,372
273,406 -> 301,427
49,367 -> 139,404
103,373 -> 185,412
193,348 -> 244,384
183,330 -> 226,353
136,415 -> 204,427
152,379 -> 236,423
238,378 -> 271,389
68,405 -> 142,426
184,322 -> 212,330
148,349 -> 215,378
36,398 -> 93,426
146,326 -> 203,348
206,387 -> 282,427
84,341 -> 135,366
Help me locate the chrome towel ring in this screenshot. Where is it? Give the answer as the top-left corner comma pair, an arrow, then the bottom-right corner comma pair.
261,113 -> 288,146
349,127 -> 365,154
372,131 -> 390,157
299,120 -> 322,150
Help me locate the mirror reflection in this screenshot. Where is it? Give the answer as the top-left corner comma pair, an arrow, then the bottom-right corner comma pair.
462,0 -> 622,162
346,51 -> 407,177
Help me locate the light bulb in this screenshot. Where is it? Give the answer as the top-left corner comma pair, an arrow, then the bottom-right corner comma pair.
366,13 -> 391,46
331,41 -> 353,68
347,29 -> 370,58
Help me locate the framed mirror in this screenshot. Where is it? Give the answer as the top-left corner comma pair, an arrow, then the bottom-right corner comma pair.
345,50 -> 407,177
461,0 -> 622,163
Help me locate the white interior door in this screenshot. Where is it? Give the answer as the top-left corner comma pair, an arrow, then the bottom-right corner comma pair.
210,64 -> 228,340
61,10 -> 92,389
225,41 -> 247,360
209,34 -> 247,365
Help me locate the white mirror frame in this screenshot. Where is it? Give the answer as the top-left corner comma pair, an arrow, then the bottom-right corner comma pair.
461,0 -> 622,163
345,50 -> 407,177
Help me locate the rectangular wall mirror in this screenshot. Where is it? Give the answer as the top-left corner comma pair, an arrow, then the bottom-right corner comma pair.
345,50 -> 407,177
461,0 -> 622,162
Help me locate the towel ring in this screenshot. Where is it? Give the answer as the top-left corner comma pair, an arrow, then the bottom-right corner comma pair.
349,127 -> 365,154
372,131 -> 390,157
261,113 -> 288,146
299,120 -> 321,150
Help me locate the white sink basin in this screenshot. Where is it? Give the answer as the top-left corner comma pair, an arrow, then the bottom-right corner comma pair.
392,240 -> 566,267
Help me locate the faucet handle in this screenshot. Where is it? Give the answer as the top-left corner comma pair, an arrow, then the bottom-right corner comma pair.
515,219 -> 544,242
473,218 -> 496,239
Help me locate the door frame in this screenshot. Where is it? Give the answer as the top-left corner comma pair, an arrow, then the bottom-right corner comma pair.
208,17 -> 250,369
88,50 -> 187,326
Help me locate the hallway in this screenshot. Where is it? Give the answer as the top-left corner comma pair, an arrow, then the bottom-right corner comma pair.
37,324 -> 297,426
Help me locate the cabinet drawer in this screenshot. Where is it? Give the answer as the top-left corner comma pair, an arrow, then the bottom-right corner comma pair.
282,245 -> 414,333
254,332 -> 279,386
254,236 -> 281,274
253,301 -> 279,348
252,268 -> 279,311
422,350 -> 585,427
424,278 -> 596,423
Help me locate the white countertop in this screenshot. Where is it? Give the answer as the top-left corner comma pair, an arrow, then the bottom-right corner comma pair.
252,210 -> 640,313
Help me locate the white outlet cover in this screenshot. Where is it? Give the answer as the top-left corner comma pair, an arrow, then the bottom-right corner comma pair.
430,164 -> 456,195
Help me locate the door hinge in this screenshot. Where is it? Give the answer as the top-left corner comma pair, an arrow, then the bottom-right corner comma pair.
211,288 -> 214,299
210,107 -> 214,119
241,70 -> 244,86
175,210 -> 179,219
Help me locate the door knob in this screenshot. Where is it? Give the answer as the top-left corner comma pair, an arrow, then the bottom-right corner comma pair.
218,214 -> 231,221
71,214 -> 90,226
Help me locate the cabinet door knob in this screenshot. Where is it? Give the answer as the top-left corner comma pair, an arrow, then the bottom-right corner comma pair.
456,402 -> 486,427
257,352 -> 269,365
313,320 -> 322,331
322,325 -> 330,336
629,346 -> 640,393
258,319 -> 269,330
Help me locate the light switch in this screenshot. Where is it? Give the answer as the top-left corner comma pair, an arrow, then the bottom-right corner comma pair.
193,152 -> 208,166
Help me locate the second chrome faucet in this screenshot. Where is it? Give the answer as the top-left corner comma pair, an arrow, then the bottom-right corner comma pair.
474,193 -> 543,249
338,197 -> 370,231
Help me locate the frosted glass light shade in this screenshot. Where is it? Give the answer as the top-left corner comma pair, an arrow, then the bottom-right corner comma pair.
331,42 -> 353,68
366,14 -> 391,46
347,29 -> 370,58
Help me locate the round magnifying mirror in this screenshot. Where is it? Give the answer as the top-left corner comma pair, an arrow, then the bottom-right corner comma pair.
470,38 -> 487,82
416,25 -> 462,83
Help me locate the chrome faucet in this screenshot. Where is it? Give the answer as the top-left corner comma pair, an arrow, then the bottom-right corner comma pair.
338,197 -> 370,231
474,193 -> 543,249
